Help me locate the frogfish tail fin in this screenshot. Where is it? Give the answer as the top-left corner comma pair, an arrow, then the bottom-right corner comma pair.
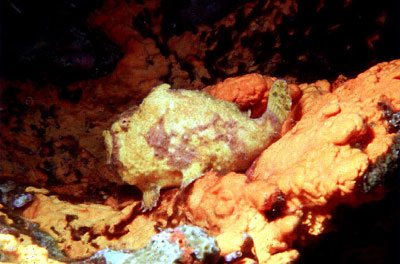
266,79 -> 292,125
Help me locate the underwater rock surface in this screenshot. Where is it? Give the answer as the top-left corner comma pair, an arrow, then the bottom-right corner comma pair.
0,0 -> 399,263
0,60 -> 399,263
77,225 -> 220,264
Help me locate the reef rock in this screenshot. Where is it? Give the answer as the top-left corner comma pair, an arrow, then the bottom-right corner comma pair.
1,60 -> 394,264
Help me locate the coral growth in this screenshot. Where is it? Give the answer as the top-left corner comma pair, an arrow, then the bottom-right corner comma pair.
0,60 -> 397,264
0,0 -> 399,263
78,225 -> 220,264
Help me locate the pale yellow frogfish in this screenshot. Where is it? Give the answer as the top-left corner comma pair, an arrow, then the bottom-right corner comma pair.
103,80 -> 291,210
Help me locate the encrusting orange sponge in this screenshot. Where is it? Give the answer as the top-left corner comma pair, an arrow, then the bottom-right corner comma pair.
15,60 -> 400,264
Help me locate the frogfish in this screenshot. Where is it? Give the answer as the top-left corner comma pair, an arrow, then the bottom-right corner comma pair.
103,80 -> 291,210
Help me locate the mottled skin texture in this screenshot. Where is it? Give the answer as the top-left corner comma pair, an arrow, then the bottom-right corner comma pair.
103,81 -> 291,210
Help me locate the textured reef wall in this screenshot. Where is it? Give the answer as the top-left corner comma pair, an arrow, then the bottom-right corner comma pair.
0,0 -> 399,263
1,60 -> 399,263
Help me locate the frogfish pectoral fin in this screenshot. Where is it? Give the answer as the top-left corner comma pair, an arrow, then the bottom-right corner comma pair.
180,169 -> 204,189
141,186 -> 161,211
